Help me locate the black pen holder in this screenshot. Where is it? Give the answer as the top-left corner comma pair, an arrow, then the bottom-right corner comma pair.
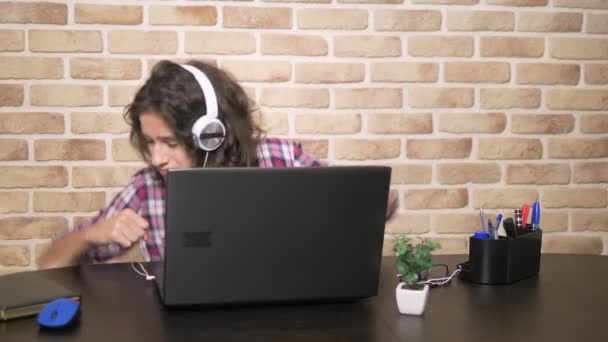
458,229 -> 542,285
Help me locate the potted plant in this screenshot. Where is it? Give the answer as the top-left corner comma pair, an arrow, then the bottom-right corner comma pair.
393,236 -> 441,315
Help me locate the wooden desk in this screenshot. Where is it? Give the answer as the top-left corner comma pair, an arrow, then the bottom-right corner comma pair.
1,255 -> 607,341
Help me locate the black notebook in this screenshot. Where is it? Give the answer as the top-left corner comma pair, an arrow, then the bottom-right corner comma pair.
0,271 -> 80,320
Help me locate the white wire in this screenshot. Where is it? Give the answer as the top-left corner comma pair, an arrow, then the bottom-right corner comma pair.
203,150 -> 209,168
424,271 -> 460,284
418,269 -> 461,286
130,262 -> 147,276
130,262 -> 155,280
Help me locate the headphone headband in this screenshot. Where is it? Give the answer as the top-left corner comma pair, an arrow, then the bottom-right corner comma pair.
180,64 -> 218,119
180,64 -> 225,152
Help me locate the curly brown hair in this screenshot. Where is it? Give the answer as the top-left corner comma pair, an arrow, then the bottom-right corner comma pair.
124,60 -> 262,168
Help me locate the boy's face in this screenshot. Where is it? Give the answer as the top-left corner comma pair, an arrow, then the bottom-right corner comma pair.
140,111 -> 195,177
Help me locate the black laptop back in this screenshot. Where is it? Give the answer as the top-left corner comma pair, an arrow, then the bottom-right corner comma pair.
156,166 -> 391,306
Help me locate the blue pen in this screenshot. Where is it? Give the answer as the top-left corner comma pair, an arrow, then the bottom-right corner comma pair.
530,203 -> 536,230
487,219 -> 492,239
488,218 -> 496,240
532,201 -> 540,230
495,213 -> 503,237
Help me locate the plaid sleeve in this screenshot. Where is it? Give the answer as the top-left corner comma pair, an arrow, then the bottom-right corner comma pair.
292,141 -> 327,167
70,172 -> 144,263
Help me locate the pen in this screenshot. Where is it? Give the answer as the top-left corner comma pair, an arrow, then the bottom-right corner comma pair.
532,201 -> 541,230
495,213 -> 503,238
480,208 -> 487,234
530,203 -> 536,229
488,219 -> 495,240
479,208 -> 491,237
488,219 -> 494,240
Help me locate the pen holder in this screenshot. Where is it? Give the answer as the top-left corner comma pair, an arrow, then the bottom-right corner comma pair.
458,229 -> 542,285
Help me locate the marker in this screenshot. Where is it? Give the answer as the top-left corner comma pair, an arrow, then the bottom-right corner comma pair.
515,208 -> 523,230
503,218 -> 516,238
532,201 -> 541,230
521,205 -> 530,227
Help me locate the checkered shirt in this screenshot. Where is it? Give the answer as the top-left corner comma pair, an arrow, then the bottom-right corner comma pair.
72,138 -> 324,262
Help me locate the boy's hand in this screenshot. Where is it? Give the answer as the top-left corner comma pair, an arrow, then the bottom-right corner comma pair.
386,189 -> 399,221
86,209 -> 149,248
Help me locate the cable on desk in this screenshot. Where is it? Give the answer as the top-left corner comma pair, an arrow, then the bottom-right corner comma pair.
397,264 -> 461,288
131,262 -> 155,281
418,269 -> 461,287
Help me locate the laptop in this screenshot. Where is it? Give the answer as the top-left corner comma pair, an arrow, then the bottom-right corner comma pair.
154,166 -> 391,306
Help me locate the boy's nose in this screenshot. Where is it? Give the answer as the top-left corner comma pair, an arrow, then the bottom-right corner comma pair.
151,145 -> 168,168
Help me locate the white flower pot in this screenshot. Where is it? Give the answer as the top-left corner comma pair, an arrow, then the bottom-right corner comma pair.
395,283 -> 429,315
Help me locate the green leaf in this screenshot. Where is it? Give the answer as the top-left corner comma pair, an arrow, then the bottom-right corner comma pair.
392,236 -> 442,289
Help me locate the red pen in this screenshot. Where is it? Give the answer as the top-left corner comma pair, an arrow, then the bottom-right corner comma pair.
521,204 -> 530,228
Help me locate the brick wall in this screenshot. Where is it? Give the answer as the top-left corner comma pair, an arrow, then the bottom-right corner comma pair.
1,0 -> 607,274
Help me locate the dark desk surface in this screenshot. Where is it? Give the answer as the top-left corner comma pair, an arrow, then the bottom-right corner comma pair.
1,255 -> 607,342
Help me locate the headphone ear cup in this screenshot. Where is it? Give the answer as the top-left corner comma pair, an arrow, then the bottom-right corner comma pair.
192,116 -> 226,152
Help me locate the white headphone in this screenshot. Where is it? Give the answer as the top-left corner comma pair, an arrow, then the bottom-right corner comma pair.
180,64 -> 226,152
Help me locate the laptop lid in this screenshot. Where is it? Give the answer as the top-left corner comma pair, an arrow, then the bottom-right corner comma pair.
157,166 -> 391,306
